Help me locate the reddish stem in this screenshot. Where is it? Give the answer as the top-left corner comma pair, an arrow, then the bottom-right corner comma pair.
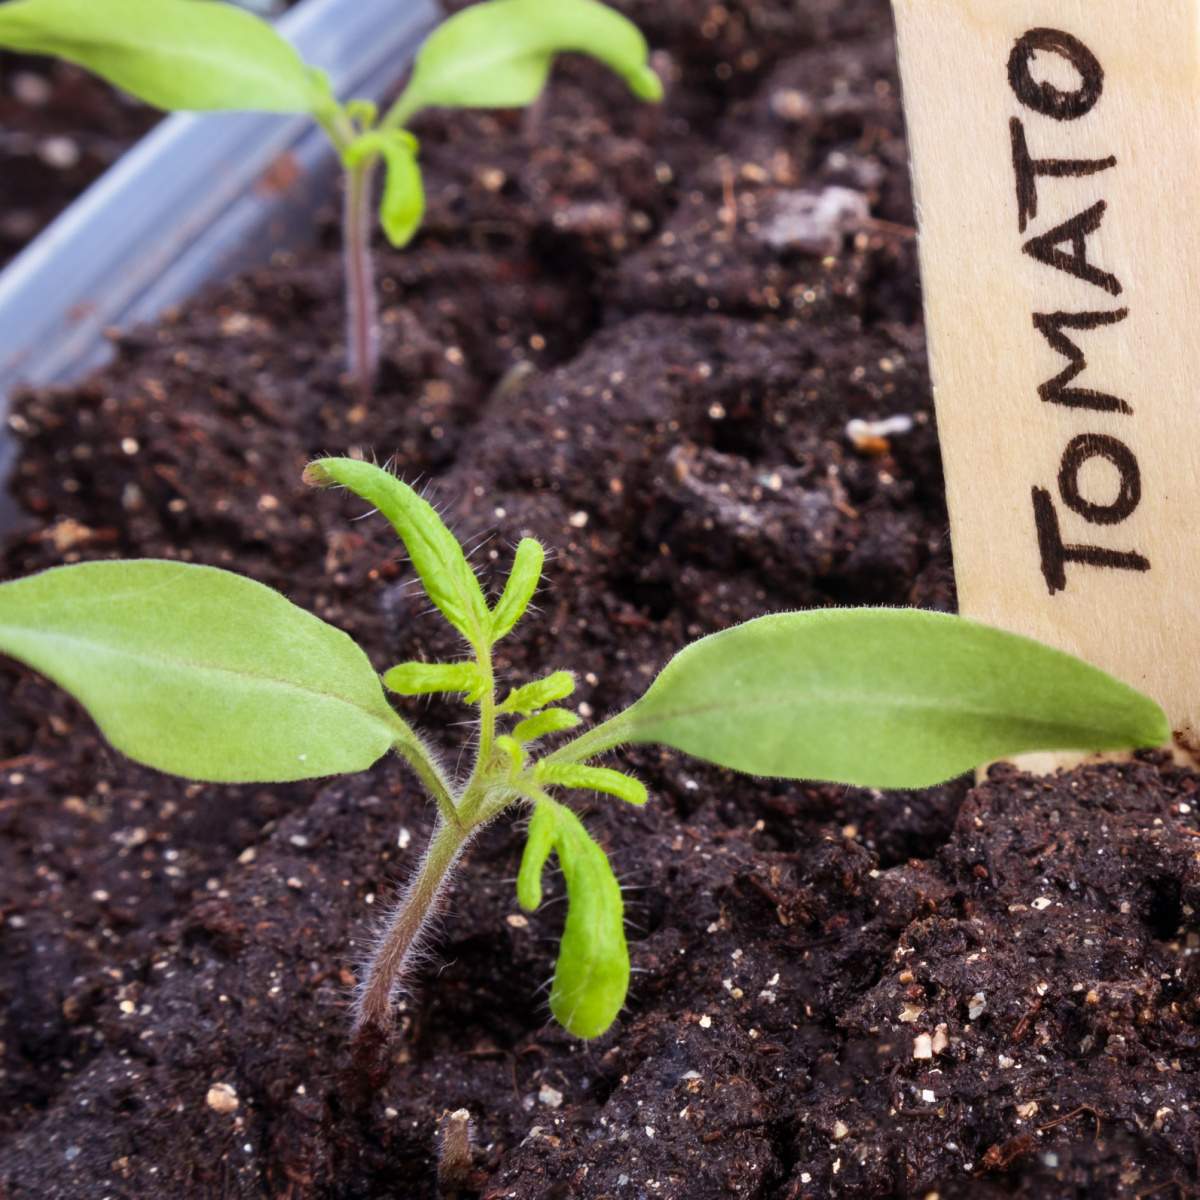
343,156 -> 380,399
353,815 -> 470,1049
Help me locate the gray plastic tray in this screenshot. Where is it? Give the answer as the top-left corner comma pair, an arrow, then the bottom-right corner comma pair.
0,0 -> 437,524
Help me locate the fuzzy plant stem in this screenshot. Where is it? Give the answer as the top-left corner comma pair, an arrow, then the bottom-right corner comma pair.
354,814 -> 470,1040
438,1109 -> 475,1195
343,154 -> 380,399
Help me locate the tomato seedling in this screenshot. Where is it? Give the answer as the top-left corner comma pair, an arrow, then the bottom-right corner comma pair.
0,0 -> 663,396
0,459 -> 1168,1048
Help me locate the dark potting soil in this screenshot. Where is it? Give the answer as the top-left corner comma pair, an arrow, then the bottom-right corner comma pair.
0,55 -> 158,269
0,3 -> 1196,1197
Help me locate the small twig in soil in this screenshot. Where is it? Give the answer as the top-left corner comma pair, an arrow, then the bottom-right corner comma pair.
1011,995 -> 1042,1041
0,755 -> 57,772
1135,1177 -> 1190,1199
718,159 -> 737,241
1037,1103 -> 1103,1145
861,217 -> 918,240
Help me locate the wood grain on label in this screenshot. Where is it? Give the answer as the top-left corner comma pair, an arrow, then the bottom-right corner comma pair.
891,0 -> 1200,755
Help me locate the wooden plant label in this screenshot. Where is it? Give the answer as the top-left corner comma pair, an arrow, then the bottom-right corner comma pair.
891,0 -> 1200,754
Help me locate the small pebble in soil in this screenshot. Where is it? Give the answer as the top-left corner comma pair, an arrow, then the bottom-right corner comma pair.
205,1083 -> 238,1115
37,137 -> 81,170
11,71 -> 52,106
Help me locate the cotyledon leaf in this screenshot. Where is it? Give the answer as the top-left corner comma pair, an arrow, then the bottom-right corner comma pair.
389,0 -> 662,127
602,608 -> 1170,789
517,798 -> 628,1038
304,458 -> 491,650
0,560 -> 403,783
0,0 -> 327,113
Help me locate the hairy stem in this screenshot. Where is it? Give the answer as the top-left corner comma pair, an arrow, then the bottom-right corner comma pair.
456,646 -> 497,827
343,155 -> 380,399
354,815 -> 470,1040
438,1109 -> 475,1194
543,706 -> 639,766
389,719 -> 460,826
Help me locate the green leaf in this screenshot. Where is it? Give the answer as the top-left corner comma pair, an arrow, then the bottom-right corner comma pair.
612,609 -> 1170,789
384,660 -> 487,701
536,761 -> 647,806
517,798 -> 628,1038
346,130 -> 426,248
496,734 -> 525,774
304,458 -> 491,650
490,537 -> 544,641
0,0 -> 326,113
378,133 -> 425,248
498,670 -> 575,716
389,0 -> 663,127
0,560 -> 401,783
514,707 -> 580,743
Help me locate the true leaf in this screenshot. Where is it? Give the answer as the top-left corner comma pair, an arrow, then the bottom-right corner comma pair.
390,0 -> 663,127
514,707 -> 580,743
490,537 -> 544,641
610,609 -> 1169,788
0,560 -> 402,782
378,134 -> 425,248
304,458 -> 491,649
536,761 -> 647,806
347,130 -> 425,248
496,734 -> 525,774
517,798 -> 628,1038
384,660 -> 487,701
498,670 -> 575,716
0,0 -> 326,113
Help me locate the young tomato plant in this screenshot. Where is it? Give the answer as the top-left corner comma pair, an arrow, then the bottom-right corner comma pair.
0,0 -> 663,396
0,459 -> 1168,1047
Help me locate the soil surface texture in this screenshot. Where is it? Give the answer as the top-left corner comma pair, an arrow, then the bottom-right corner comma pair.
0,55 -> 157,268
1,3 -> 1197,1198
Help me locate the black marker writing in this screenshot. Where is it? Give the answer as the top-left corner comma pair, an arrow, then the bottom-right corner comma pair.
1007,28 -> 1149,595
1010,118 -> 1115,234
1032,309 -> 1130,412
1033,487 -> 1149,595
1023,201 -> 1122,295
1008,28 -> 1104,121
1057,433 -> 1141,524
